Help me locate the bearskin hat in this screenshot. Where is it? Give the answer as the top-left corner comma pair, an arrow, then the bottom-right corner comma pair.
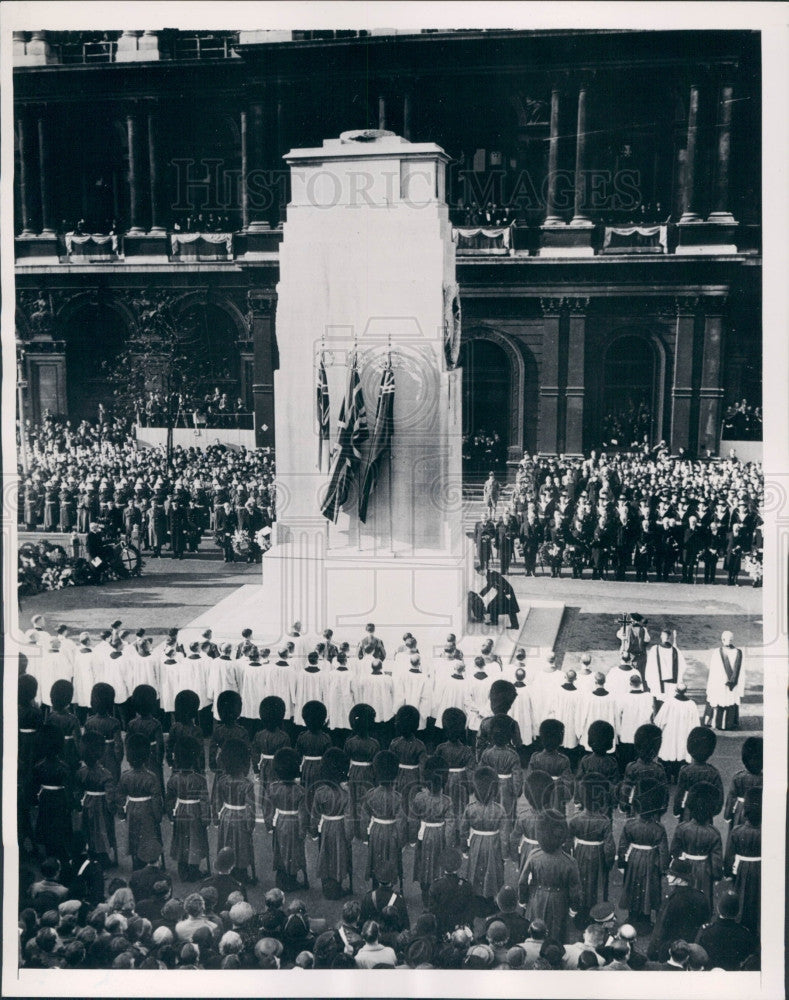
349,703 -> 376,735
489,714 -> 515,746
578,775 -> 610,814
687,781 -> 720,824
174,689 -> 200,725
373,750 -> 399,784
539,718 -> 565,751
743,786 -> 762,825
489,679 -> 517,716
216,690 -> 242,724
473,765 -> 498,804
633,723 -> 662,762
125,731 -> 151,769
633,775 -> 667,818
273,747 -> 301,782
302,700 -> 328,731
319,747 -> 349,785
441,707 -> 467,740
524,768 -> 555,812
686,726 -> 716,763
587,719 -> 615,755
536,809 -> 568,853
422,754 -> 447,792
742,736 -> 763,775
259,695 -> 286,728
80,729 -> 106,766
19,673 -> 39,705
220,737 -> 251,777
90,682 -> 116,714
49,679 -> 74,711
174,736 -> 201,772
395,704 -> 420,737
132,684 -> 158,717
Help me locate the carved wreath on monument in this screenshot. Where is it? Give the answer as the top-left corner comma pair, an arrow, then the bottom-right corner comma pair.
443,283 -> 462,369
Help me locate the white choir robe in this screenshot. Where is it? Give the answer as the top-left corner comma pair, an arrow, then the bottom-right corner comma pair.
356,672 -> 395,723
579,691 -> 619,749
131,650 -> 160,694
239,660 -> 270,720
547,685 -> 584,749
606,665 -> 643,709
390,650 -> 414,683
58,635 -> 79,671
483,654 -> 504,674
317,657 -> 333,673
99,651 -> 131,706
654,696 -> 699,762
617,691 -> 655,745
705,646 -> 746,709
287,632 -> 314,668
266,664 -> 297,720
180,654 -> 210,711
644,643 -> 687,701
394,670 -> 430,729
30,650 -> 73,707
529,669 -> 566,731
158,656 -> 188,713
293,668 -> 327,726
324,669 -> 356,729
71,647 -> 96,708
575,670 -> 597,693
464,673 -> 492,731
509,685 -> 535,746
430,673 -> 468,721
208,656 -> 241,719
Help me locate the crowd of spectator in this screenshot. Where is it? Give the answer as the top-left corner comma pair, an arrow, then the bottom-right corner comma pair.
134,389 -> 253,430
721,401 -> 762,442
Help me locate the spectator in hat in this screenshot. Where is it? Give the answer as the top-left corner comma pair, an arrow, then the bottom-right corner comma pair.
426,846 -> 475,936
647,856 -> 710,962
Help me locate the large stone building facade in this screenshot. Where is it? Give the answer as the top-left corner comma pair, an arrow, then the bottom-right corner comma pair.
13,28 -> 761,467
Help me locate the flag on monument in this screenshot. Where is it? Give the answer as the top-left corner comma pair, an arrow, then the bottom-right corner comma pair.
316,355 -> 330,470
358,362 -> 395,523
321,359 -> 368,522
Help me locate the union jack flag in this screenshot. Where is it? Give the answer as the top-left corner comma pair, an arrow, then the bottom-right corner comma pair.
321,358 -> 368,522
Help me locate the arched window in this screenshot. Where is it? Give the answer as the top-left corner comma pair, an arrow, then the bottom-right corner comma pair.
602,335 -> 658,447
460,338 -> 510,477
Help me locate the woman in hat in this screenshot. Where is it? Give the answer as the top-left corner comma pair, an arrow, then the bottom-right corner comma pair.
616,776 -> 669,930
461,766 -> 508,916
310,748 -> 353,899
266,747 -> 309,892
411,755 -> 453,906
214,737 -> 256,885
669,781 -> 723,906
518,808 -> 581,943
362,750 -> 407,890
166,736 -> 211,882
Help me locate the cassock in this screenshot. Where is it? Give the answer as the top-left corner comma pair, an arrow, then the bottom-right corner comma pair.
617,690 -> 654,745
324,668 -> 356,730
464,672 -> 492,731
430,671 -> 468,719
29,649 -> 73,707
356,672 -> 395,723
394,670 -> 430,729
208,656 -> 240,719
644,642 -> 687,701
654,694 -> 699,763
266,663 -> 297,720
529,668 -> 565,728
71,646 -> 97,709
547,684 -> 584,749
705,645 -> 745,712
509,685 -> 535,746
293,667 -> 326,725
239,659 -> 270,720
579,689 -> 618,749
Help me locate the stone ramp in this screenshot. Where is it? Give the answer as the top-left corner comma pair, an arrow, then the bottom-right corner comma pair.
460,601 -> 566,665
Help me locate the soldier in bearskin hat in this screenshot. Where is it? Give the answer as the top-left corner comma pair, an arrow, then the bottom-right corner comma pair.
724,786 -> 761,934
165,735 -> 211,882
115,731 -> 163,871
618,723 -> 668,817
435,708 -> 474,849
309,747 -> 353,899
669,780 -> 724,906
515,768 -> 555,878
568,775 -> 616,926
461,766 -> 508,917
411,755 -> 452,907
214,736 -> 256,885
673,725 -> 724,820
518,808 -> 581,944
84,682 -> 123,783
127,683 -> 165,797
254,695 -> 292,797
266,746 -> 309,892
344,704 -> 380,841
361,750 -> 407,891
528,718 -> 571,813
616,775 -> 669,931
296,701 -> 332,809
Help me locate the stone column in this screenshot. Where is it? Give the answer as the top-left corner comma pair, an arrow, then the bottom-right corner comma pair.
670,296 -> 699,454
378,94 -> 387,131
544,84 -> 563,225
126,111 -> 146,233
708,79 -> 736,223
37,113 -> 54,235
698,297 -> 726,454
679,82 -> 701,224
247,101 -> 269,232
570,79 -> 592,226
247,291 -> 277,447
17,110 -> 39,235
403,87 -> 413,141
538,297 -> 563,454
240,108 -> 250,230
565,297 -> 589,455
147,111 -> 165,233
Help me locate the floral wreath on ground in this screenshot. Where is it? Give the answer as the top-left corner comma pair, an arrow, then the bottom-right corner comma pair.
18,538 -> 144,596
742,552 -> 763,582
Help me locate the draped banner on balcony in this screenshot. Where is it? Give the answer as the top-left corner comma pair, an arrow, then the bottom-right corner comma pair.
602,225 -> 667,253
453,225 -> 512,255
170,232 -> 234,255
65,232 -> 119,254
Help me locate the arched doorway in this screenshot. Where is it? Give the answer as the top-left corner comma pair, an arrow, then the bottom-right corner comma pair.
63,302 -> 129,422
173,300 -> 244,410
460,338 -> 510,478
601,334 -> 659,447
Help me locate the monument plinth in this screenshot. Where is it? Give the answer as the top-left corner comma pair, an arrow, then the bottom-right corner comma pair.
190,132 -> 475,654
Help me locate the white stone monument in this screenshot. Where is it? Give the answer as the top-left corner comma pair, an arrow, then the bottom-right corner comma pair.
262,130 -> 471,652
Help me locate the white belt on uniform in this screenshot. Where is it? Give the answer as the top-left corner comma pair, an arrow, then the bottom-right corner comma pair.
318,814 -> 345,833
81,790 -> 106,806
64,735 -> 75,740
469,828 -> 498,837
273,808 -> 299,827
399,763 -> 419,770
105,739 -> 116,744
681,852 -> 709,862
733,854 -> 761,874
174,798 -> 200,810
259,753 -> 275,760
418,820 -> 444,841
350,760 -> 372,768
19,729 -> 36,734
126,796 -> 152,803
574,838 -> 604,847
519,836 -> 538,850
40,785 -> 64,791
497,773 -> 512,781
219,802 -> 247,819
367,817 -> 397,835
302,756 -> 323,762
448,767 -> 466,774
624,843 -> 655,862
